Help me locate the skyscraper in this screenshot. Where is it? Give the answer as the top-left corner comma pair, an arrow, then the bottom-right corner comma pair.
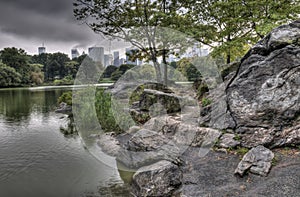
38,46 -> 46,55
113,51 -> 120,67
104,54 -> 109,67
104,54 -> 113,67
88,47 -> 104,65
71,48 -> 80,59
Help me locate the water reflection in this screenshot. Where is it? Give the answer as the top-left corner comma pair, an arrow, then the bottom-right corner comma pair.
0,88 -> 65,121
0,87 -> 125,197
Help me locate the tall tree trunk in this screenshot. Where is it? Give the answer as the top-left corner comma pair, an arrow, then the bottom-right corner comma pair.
154,61 -> 162,83
227,34 -> 231,64
162,49 -> 168,86
162,0 -> 168,86
226,52 -> 231,64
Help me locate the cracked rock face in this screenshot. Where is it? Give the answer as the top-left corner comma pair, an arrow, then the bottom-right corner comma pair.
235,145 -> 274,177
226,20 -> 300,148
132,160 -> 182,197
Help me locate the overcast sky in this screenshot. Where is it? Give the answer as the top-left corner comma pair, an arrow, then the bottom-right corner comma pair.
0,0 -> 129,57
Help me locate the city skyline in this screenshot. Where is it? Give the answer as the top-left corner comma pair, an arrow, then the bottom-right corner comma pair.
0,0 -> 130,57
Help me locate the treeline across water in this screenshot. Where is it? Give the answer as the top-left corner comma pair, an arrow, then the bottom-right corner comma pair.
0,47 -> 90,87
0,47 -> 206,88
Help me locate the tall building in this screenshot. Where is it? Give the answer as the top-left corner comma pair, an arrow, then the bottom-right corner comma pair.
120,58 -> 125,65
38,46 -> 46,55
104,54 -> 113,67
71,48 -> 80,59
88,47 -> 104,65
113,51 -> 120,67
104,55 -> 109,67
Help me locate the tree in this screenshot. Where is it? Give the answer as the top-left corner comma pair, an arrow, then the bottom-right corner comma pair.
48,60 -> 60,80
102,65 -> 118,79
49,52 -> 70,79
73,54 -> 88,65
29,64 -> 44,85
0,47 -> 32,84
186,0 -> 300,63
73,0 -> 190,85
31,53 -> 50,80
177,58 -> 202,81
0,47 -> 29,70
110,64 -> 136,81
0,63 -> 21,87
65,61 -> 80,79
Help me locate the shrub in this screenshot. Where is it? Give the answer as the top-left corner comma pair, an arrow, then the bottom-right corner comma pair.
58,91 -> 72,106
95,89 -> 126,133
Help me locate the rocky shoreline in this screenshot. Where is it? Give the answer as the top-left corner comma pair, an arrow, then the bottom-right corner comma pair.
96,20 -> 300,197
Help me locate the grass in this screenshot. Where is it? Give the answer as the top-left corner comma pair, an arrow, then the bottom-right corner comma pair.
201,97 -> 212,107
236,147 -> 249,155
271,155 -> 279,166
233,134 -> 241,141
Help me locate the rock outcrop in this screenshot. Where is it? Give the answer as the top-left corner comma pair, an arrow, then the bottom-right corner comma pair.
132,160 -> 182,197
96,21 -> 300,196
181,147 -> 299,197
218,133 -> 241,148
97,115 -> 220,169
235,145 -> 274,177
226,20 -> 300,148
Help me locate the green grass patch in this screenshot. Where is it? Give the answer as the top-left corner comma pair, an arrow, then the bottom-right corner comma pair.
201,97 -> 212,107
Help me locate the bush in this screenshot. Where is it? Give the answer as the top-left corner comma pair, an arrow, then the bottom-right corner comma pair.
95,89 -> 123,133
111,70 -> 123,81
102,65 -> 118,78
54,77 -> 74,85
58,91 -> 72,106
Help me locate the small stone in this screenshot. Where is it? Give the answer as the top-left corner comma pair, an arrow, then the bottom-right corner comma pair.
218,133 -> 241,148
235,145 -> 274,177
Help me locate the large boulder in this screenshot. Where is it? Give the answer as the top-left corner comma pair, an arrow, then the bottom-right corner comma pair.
226,20 -> 300,147
235,145 -> 274,177
132,160 -> 182,197
139,89 -> 182,113
98,115 -> 220,169
126,129 -> 169,151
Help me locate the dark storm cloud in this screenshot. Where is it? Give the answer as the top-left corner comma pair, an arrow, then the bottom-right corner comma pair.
0,0 -> 98,44
3,0 -> 72,17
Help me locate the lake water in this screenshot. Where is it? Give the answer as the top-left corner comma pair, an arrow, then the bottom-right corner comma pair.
0,86 -> 127,197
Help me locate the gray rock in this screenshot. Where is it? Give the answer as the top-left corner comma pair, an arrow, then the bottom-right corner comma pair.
55,102 -> 72,114
97,133 -> 121,156
139,89 -> 182,113
132,160 -> 182,197
98,115 -> 220,169
181,148 -> 300,197
218,133 -> 241,148
226,20 -> 300,147
235,145 -> 274,177
126,129 -> 169,151
198,83 -> 236,130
